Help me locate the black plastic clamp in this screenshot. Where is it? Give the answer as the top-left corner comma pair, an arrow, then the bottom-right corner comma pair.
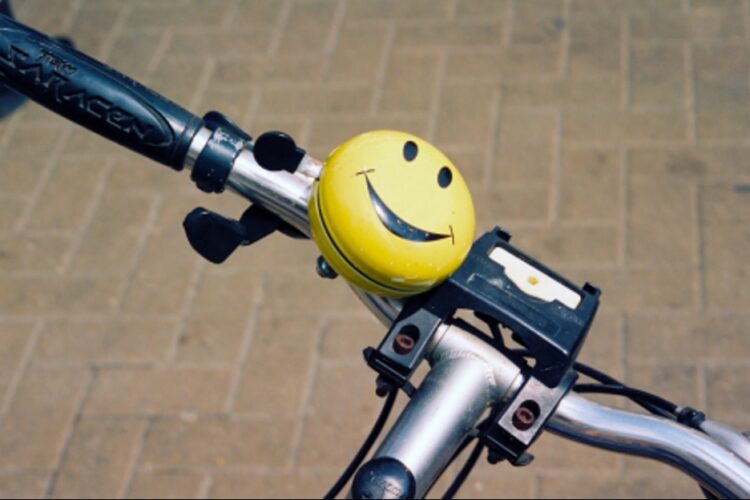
190,111 -> 251,193
481,370 -> 577,466
364,228 -> 600,393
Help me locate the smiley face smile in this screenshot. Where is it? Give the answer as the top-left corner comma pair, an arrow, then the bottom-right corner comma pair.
363,174 -> 454,244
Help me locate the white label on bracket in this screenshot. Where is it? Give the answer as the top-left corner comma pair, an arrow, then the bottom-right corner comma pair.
488,247 -> 581,309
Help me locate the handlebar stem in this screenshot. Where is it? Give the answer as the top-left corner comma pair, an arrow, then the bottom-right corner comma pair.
364,325 -> 524,498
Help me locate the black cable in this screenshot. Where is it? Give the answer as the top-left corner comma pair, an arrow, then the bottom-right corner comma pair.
573,383 -> 679,414
323,390 -> 398,500
573,361 -> 622,385
573,362 -> 674,418
442,439 -> 485,500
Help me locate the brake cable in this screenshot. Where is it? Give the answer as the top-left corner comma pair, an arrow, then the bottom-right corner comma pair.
323,389 -> 398,500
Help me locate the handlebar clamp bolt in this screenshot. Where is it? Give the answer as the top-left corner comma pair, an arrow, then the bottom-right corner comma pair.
393,334 -> 415,355
512,400 -> 540,431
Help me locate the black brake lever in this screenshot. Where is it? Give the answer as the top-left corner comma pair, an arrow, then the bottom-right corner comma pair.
183,204 -> 307,264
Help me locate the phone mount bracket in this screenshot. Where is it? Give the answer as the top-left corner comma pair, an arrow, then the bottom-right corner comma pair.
364,227 -> 600,393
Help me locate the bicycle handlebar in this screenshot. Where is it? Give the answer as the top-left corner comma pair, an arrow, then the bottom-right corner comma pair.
3,14 -> 749,499
0,14 -> 203,170
370,323 -> 750,499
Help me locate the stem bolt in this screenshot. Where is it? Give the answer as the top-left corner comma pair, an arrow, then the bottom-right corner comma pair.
393,333 -> 416,354
512,401 -> 539,431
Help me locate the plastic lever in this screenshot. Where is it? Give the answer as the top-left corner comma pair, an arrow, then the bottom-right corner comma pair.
252,131 -> 306,173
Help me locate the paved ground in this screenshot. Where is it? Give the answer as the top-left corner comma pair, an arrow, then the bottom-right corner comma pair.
0,0 -> 749,498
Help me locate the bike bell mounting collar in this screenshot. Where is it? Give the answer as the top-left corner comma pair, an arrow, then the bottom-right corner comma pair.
190,111 -> 251,194
364,227 -> 601,393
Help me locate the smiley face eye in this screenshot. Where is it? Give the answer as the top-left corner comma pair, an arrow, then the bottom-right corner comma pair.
438,167 -> 452,188
403,141 -> 418,162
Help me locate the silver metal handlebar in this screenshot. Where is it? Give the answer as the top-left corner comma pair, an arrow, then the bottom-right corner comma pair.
549,394 -> 750,498
368,323 -> 750,498
190,136 -> 750,498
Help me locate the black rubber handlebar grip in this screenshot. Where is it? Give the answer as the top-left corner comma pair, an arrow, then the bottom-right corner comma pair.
0,14 -> 203,170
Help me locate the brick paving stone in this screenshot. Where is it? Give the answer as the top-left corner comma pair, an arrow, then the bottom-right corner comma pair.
559,147 -> 620,222
571,0 -> 684,16
85,367 -> 232,416
65,1 -> 122,57
327,24 -> 388,83
347,0 -> 452,21
52,417 -> 145,499
0,234 -> 70,273
696,110 -> 750,140
564,110 -> 688,143
446,474 -> 535,500
25,154 -> 109,232
257,85 -> 373,117
627,176 -> 694,265
225,0 -> 285,31
503,76 -> 621,109
445,45 -> 562,81
630,44 -> 685,108
307,116 -> 430,158
140,416 -> 294,469
512,1 -> 564,46
0,471 -> 51,500
479,185 -> 550,224
379,51 -> 441,114
1,0 -> 749,498
0,197 -> 25,233
512,226 -> 619,267
125,0 -> 233,30
3,123 -> 63,160
395,20 -> 503,48
0,323 -> 34,399
568,14 -> 621,79
105,31 -> 166,78
539,468 -> 702,499
319,315 -> 383,360
455,0 -> 508,19
262,269 -> 363,314
627,312 -> 750,362
119,231 -> 198,315
12,0 -> 76,32
277,0 -> 338,55
626,362 -> 701,410
0,156 -> 50,196
435,83 -> 498,147
0,366 -> 86,469
233,314 -> 321,414
577,312 -> 625,379
146,58 -> 206,108
706,366 -> 750,423
211,55 -> 324,89
69,193 -> 153,274
168,28 -> 276,61
176,315 -> 247,363
34,319 -> 176,365
516,432 -> 620,473
632,5 -> 746,41
0,275 -> 121,315
126,471 -> 204,500
297,364 -> 381,468
693,43 -> 750,110
628,146 -> 750,180
577,266 -> 695,312
208,473 -> 338,500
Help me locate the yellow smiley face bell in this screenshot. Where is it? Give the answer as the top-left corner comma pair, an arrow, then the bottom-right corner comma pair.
308,130 -> 476,298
